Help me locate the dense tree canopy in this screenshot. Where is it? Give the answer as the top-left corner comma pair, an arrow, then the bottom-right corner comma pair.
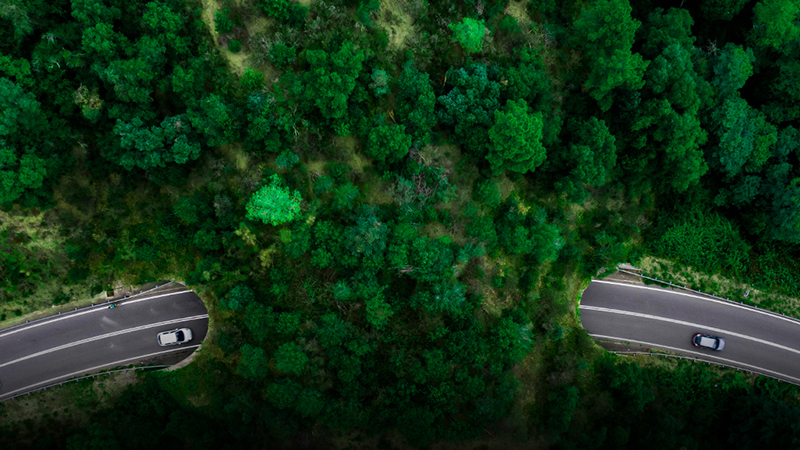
4,1 -> 800,449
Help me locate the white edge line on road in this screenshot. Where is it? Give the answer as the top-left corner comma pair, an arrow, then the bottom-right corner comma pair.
0,290 -> 194,339
0,345 -> 201,400
592,279 -> 800,327
0,314 -> 209,369
588,333 -> 800,385
580,305 -> 800,357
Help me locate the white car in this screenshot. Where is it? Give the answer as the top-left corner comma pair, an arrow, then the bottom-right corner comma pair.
157,328 -> 193,346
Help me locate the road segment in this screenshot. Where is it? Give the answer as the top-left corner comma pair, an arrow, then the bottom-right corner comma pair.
0,289 -> 208,401
580,279 -> 800,384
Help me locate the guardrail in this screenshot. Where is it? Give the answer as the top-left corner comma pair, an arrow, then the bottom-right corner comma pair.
611,350 -> 800,387
616,269 -> 800,325
0,280 -> 177,336
0,364 -> 170,403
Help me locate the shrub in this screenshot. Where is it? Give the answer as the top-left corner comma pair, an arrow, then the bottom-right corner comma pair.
651,211 -> 750,273
228,39 -> 242,53
270,42 -> 296,69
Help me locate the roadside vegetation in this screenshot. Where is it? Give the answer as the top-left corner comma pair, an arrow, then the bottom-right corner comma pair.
2,0 -> 800,448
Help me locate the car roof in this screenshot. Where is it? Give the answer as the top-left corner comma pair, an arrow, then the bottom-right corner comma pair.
699,336 -> 717,348
160,330 -> 179,344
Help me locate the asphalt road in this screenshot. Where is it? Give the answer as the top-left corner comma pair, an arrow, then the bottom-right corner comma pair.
0,288 -> 208,401
580,279 -> 800,384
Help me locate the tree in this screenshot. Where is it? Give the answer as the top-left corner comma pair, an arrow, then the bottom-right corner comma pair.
0,78 -> 48,204
712,43 -> 756,99
275,341 -> 308,375
246,174 -> 302,226
554,116 -> 616,200
293,41 -> 365,122
502,47 -> 551,110
245,302 -> 275,341
316,312 -> 350,348
572,0 -> 648,111
437,62 -> 502,157
238,344 -> 269,379
701,0 -> 750,20
486,99 -> 546,175
110,115 -> 201,170
222,284 -> 255,311
449,18 -> 486,54
66,422 -> 121,450
0,148 -> 46,205
396,61 -> 437,144
765,178 -> 800,244
370,68 -> 390,96
228,40 -> 241,53
71,0 -> 121,26
257,0 -> 308,27
270,43 -> 296,69
710,97 -> 777,177
752,0 -> 800,54
187,94 -> 237,147
366,119 -> 412,162
267,378 -> 302,409
366,294 -> 394,330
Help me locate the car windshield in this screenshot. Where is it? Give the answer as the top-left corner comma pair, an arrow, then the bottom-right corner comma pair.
175,330 -> 184,341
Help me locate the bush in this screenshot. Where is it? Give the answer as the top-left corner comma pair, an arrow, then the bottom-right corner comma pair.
215,8 -> 234,34
270,43 -> 296,69
228,39 -> 242,53
651,211 -> 750,274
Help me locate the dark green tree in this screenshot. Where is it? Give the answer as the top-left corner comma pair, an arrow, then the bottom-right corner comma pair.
366,118 -> 412,163
571,0 -> 648,111
396,61 -> 437,144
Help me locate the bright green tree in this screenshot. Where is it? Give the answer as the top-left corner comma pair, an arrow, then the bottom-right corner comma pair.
448,17 -> 486,54
246,174 -> 302,226
486,99 -> 545,175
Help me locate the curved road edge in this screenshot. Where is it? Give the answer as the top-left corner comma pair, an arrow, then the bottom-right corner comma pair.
590,334 -> 800,386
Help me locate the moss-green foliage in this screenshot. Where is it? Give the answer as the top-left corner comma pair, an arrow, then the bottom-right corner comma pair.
227,39 -> 241,53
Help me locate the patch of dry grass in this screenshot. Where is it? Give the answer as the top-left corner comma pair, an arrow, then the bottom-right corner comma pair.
376,0 -> 417,49
636,256 -> 800,319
